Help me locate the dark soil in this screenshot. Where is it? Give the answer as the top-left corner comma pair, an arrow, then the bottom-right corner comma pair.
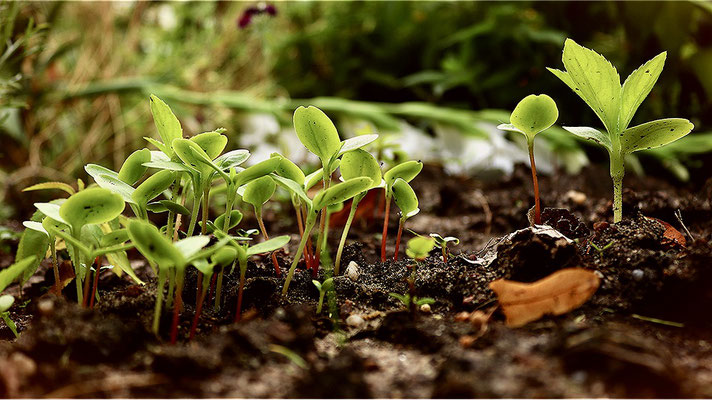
1,163 -> 711,398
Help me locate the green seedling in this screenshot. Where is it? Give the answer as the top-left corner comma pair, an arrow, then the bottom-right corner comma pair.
497,94 -> 559,225
0,256 -> 37,337
429,233 -> 460,263
388,292 -> 435,309
590,240 -> 614,258
334,149 -> 382,275
548,39 -> 694,222
381,160 -> 423,262
401,236 -> 436,319
391,178 -> 420,261
312,277 -> 334,314
242,175 -> 282,276
281,176 -> 374,295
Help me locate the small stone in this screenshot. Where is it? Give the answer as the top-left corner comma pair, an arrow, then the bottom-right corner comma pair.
420,304 -> 431,313
594,270 -> 605,280
632,269 -> 644,281
565,190 -> 587,205
346,261 -> 360,282
346,314 -> 365,329
37,299 -> 54,315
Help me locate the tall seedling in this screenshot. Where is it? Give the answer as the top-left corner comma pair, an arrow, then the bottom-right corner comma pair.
548,39 -> 694,222
497,94 -> 559,225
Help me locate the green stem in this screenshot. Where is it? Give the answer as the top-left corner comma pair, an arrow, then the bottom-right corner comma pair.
166,176 -> 182,239
152,267 -> 167,336
214,263 -> 228,312
166,267 -> 175,308
312,167 -> 332,277
380,192 -> 392,262
234,257 -> 248,322
610,150 -> 625,223
334,195 -> 362,275
187,191 -> 201,237
316,291 -> 326,314
51,239 -> 60,295
282,213 -> 317,296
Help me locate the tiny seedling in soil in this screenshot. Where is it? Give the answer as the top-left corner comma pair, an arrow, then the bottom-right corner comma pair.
395,236 -> 436,319
548,39 -> 694,222
0,256 -> 37,337
497,94 -> 559,225
312,277 -> 334,314
381,160 -> 423,262
429,233 -> 460,263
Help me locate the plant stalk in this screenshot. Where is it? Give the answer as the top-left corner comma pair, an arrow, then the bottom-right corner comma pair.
282,215 -> 317,296
393,218 -> 405,261
528,140 -> 541,225
334,196 -> 361,275
152,267 -> 167,335
256,208 -> 281,276
234,258 -> 248,322
190,274 -> 210,340
380,193 -> 392,262
170,271 -> 185,344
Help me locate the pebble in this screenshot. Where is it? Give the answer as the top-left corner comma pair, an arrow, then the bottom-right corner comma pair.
37,299 -> 54,315
565,190 -> 587,205
419,303 -> 431,313
632,269 -> 644,281
346,314 -> 365,329
346,261 -> 360,282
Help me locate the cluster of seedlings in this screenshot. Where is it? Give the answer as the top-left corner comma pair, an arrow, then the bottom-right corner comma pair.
3,39 -> 694,340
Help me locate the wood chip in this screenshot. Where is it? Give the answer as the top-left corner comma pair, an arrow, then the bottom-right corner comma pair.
489,268 -> 600,327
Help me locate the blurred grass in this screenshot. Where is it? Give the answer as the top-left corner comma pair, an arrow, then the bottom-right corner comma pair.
1,1 -> 711,220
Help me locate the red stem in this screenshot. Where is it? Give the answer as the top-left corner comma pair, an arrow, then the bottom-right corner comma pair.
381,197 -> 391,262
89,261 -> 101,308
234,271 -> 245,323
189,288 -> 206,340
393,220 -> 404,262
313,207 -> 326,277
442,247 -> 448,264
529,143 -> 541,225
170,282 -> 184,344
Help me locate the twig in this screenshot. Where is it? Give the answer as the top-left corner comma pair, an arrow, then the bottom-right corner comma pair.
473,189 -> 492,235
674,209 -> 694,241
631,313 -> 684,328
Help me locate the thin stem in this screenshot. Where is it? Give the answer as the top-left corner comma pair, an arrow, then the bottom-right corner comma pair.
380,193 -> 392,262
282,215 -> 317,296
256,208 -> 281,277
170,271 -> 185,344
89,259 -> 101,308
166,177 -> 181,239
173,180 -> 189,241
51,239 -> 60,296
186,191 -> 202,237
190,274 -> 210,340
152,267 -> 167,336
316,291 -> 325,314
313,206 -> 327,278
166,268 -> 175,308
442,246 -> 448,264
393,218 -> 405,262
528,141 -> 541,225
82,258 -> 93,308
234,258 -> 247,323
214,263 -> 228,312
335,197 -> 361,275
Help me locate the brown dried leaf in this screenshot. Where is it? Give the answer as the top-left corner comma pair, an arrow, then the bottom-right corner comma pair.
646,216 -> 686,248
489,268 -> 600,327
47,261 -> 76,296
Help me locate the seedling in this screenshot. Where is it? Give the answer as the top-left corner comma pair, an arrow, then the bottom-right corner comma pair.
429,233 -> 460,263
334,149 -> 382,275
381,160 -> 423,262
548,39 -> 694,222
497,94 -> 558,225
242,175 -> 282,276
0,256 -> 37,337
399,236 -> 436,319
312,277 -> 334,314
391,178 -> 420,261
388,293 -> 435,309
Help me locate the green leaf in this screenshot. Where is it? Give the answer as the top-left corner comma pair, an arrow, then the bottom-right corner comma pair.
23,181 -> 75,196
127,220 -> 184,268
100,229 -> 129,247
620,118 -> 694,154
175,235 -> 211,259
60,188 -> 125,231
143,137 -> 172,157
506,94 -> 558,139
34,202 -> 65,224
214,210 -> 243,231
550,39 -> 621,134
16,225 -> 49,285
142,159 -> 192,173
242,176 -> 276,207
405,236 -> 435,260
149,94 -> 182,156
94,174 -> 137,205
85,163 -> 119,180
173,138 -> 213,172
383,160 -> 423,190
132,170 -> 175,207
233,157 -> 281,187
293,106 -> 342,162
192,259 -> 215,276
216,149 -> 250,170
271,175 -> 311,206
312,177 -> 373,210
146,202 -> 168,213
563,126 -> 612,150
340,149 -> 382,187
211,247 -> 238,267
429,233 -> 459,246
159,200 -> 190,216
190,131 -> 228,160
0,295 -> 14,313
105,250 -> 144,285
0,256 -> 36,293
22,221 -> 47,235
246,235 -> 290,256
392,178 -> 419,219
304,160 -> 340,191
272,153 -> 305,185
338,134 -> 379,155
619,52 -> 666,130
118,148 -> 151,185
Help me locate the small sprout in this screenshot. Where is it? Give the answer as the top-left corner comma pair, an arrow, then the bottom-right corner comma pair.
388,293 -> 435,309
0,256 -> 37,338
381,160 -> 423,262
429,233 -> 460,263
549,39 -> 694,222
312,277 -> 334,314
589,240 -> 614,257
391,178 -> 419,261
497,94 -> 558,225
0,295 -> 17,338
406,236 -> 435,262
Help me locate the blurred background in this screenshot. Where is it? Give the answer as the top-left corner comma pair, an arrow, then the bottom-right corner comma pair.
1,1 -> 712,223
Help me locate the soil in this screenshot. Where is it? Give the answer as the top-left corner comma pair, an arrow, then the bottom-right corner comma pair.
1,163 -> 711,398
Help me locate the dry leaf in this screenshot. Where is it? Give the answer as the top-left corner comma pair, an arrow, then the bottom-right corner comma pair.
646,216 -> 686,248
489,268 -> 600,327
47,260 -> 76,296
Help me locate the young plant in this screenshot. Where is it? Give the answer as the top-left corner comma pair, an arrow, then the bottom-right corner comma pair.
381,160 -> 423,262
242,175 -> 282,276
497,94 -> 558,225
548,39 -> 694,222
429,233 -> 460,263
0,256 -> 37,337
399,236 -> 436,319
334,148 -> 382,275
312,277 -> 334,314
391,178 -> 420,261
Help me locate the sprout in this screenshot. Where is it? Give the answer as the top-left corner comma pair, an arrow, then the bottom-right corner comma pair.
0,256 -> 38,338
429,233 -> 460,263
497,94 -> 558,225
381,160 -> 423,262
242,175 -> 281,276
0,295 -> 17,338
548,39 -> 694,222
391,178 -> 420,261
312,277 -> 334,314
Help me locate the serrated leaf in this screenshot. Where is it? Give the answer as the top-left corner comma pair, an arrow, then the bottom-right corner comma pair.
563,126 -> 612,150
246,235 -> 290,256
620,118 -> 694,154
118,148 -> 151,185
60,188 -> 125,231
149,95 -> 182,155
312,177 -> 373,210
338,134 -> 379,155
23,181 -> 75,196
392,178 -> 419,219
619,52 -> 666,130
293,106 -> 342,162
